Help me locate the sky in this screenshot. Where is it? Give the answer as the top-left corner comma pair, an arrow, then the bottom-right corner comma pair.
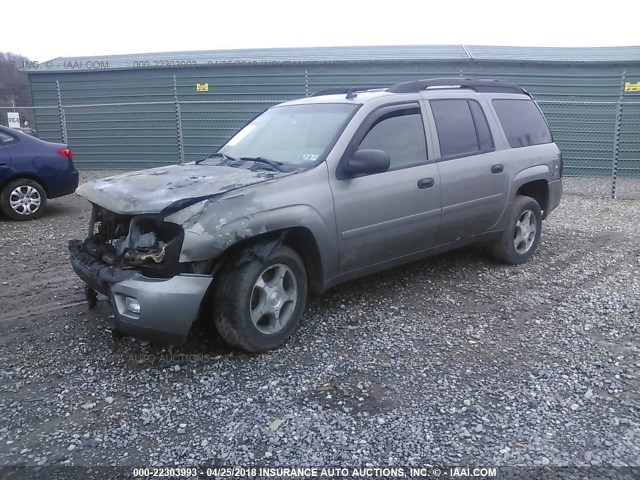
4,0 -> 638,61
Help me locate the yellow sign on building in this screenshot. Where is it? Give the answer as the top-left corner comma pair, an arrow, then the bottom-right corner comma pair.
196,83 -> 209,92
625,81 -> 640,92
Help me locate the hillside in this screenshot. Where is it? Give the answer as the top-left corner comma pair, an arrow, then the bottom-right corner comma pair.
0,52 -> 33,126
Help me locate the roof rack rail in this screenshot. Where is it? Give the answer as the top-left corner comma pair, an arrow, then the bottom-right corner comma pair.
387,78 -> 530,96
311,87 -> 379,97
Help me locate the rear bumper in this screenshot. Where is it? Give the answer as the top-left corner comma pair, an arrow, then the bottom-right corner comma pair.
68,240 -> 212,345
48,170 -> 79,198
544,179 -> 563,219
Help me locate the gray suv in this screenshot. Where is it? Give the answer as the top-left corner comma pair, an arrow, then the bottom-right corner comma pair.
69,78 -> 562,352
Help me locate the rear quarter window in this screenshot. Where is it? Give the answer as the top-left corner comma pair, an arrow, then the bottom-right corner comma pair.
492,99 -> 552,148
0,131 -> 17,144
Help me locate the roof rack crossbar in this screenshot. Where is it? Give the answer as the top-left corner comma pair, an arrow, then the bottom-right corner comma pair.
387,78 -> 530,96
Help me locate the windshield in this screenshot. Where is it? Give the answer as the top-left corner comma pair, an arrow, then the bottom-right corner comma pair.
218,103 -> 358,166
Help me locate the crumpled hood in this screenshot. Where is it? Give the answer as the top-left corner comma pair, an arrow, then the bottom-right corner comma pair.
76,164 -> 282,215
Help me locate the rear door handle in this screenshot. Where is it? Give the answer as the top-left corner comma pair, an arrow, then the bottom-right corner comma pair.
417,177 -> 435,189
491,164 -> 504,174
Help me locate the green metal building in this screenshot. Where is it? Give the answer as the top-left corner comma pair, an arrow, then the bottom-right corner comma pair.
23,45 -> 640,176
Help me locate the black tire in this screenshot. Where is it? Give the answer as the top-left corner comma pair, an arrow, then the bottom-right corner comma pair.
491,195 -> 542,264
213,242 -> 308,353
0,178 -> 47,221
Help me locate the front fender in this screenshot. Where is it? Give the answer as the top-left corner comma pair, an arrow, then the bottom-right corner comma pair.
166,193 -> 338,281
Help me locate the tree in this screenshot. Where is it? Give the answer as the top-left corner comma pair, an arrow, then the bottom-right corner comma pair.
0,52 -> 33,126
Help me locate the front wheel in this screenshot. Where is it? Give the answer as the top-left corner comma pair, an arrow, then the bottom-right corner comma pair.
0,178 -> 47,221
213,243 -> 308,352
491,195 -> 542,264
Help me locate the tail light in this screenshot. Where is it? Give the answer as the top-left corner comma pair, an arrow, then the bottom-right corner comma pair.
57,148 -> 73,160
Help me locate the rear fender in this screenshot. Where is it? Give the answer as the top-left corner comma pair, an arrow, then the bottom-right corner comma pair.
510,165 -> 549,201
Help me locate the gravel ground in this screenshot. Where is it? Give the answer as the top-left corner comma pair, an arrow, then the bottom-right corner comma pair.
563,176 -> 640,200
0,173 -> 638,471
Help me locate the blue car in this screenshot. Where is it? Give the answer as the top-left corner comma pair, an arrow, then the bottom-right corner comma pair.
0,125 -> 79,220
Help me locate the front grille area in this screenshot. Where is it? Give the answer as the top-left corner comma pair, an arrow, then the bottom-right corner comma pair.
84,206 -> 184,275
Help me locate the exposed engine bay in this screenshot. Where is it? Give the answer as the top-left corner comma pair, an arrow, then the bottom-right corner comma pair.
83,206 -> 185,274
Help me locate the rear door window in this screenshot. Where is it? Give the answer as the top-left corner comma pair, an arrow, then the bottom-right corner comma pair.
469,101 -> 494,152
430,99 -> 494,158
492,99 -> 552,148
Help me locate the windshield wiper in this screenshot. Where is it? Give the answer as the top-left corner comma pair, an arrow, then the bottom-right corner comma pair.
239,156 -> 285,172
196,152 -> 237,164
196,153 -> 286,172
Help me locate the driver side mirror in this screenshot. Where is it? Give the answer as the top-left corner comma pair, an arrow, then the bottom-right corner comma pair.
344,149 -> 390,176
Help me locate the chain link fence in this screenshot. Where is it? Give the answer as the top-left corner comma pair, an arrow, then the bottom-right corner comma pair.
63,102 -> 180,169
616,101 -> 640,199
537,101 -> 618,177
1,96 -> 639,199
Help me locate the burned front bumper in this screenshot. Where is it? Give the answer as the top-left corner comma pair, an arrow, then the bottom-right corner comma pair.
69,240 -> 212,345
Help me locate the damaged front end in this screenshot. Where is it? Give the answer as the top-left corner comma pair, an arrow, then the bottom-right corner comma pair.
68,204 -> 214,346
82,206 -> 186,276
66,163 -> 294,346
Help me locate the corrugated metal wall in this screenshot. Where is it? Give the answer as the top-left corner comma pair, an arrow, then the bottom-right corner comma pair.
620,101 -> 640,177
29,67 -> 306,168
304,62 -> 639,177
28,61 -> 640,176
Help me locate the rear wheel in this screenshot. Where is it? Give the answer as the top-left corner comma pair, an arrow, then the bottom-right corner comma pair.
213,243 -> 308,352
491,195 -> 542,264
0,178 -> 47,221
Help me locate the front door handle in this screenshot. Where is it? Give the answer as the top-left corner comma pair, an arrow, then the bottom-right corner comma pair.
417,177 -> 435,189
491,164 -> 504,174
